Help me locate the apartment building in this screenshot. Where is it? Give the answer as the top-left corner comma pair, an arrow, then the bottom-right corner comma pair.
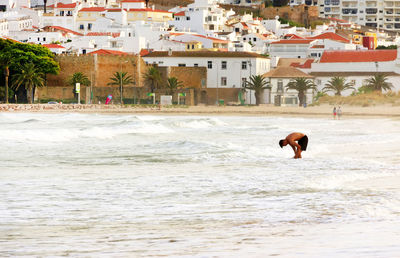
318,0 -> 400,31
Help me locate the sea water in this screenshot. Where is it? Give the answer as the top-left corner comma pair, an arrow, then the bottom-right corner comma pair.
0,113 -> 399,257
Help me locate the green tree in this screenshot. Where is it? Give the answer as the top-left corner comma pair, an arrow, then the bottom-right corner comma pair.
286,77 -> 317,106
364,74 -> 393,92
244,75 -> 270,105
0,38 -> 59,103
0,48 -> 13,103
12,63 -> 45,104
67,72 -> 91,87
143,66 -> 162,93
322,76 -> 355,96
165,77 -> 183,95
107,71 -> 133,103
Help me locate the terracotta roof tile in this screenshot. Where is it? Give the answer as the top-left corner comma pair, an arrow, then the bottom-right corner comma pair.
320,50 -> 397,63
88,49 -> 130,55
43,44 -> 65,49
307,32 -> 350,43
79,7 -> 106,12
271,39 -> 315,44
174,11 -> 185,16
263,67 -> 313,78
143,51 -> 268,58
46,26 -> 83,36
86,32 -> 120,38
49,3 -> 77,9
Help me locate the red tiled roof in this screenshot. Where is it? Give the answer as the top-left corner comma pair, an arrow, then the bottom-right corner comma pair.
79,7 -> 106,12
320,50 -> 397,63
125,8 -> 172,13
328,17 -> 349,24
89,49 -> 129,55
311,45 -> 324,48
290,59 -> 314,69
307,32 -> 350,43
271,39 -> 315,44
140,49 -> 153,56
49,3 -> 77,9
174,11 -> 185,16
43,44 -> 65,49
194,34 -> 229,44
284,34 -> 304,39
47,26 -> 83,36
241,22 -> 249,29
86,32 -> 120,38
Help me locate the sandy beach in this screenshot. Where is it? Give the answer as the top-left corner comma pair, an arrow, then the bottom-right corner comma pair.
1,103 -> 400,117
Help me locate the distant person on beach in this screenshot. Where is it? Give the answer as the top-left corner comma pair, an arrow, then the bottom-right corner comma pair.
333,106 -> 337,119
337,106 -> 342,120
279,132 -> 308,159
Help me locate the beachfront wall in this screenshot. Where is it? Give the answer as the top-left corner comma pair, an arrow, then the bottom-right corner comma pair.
38,54 -> 147,103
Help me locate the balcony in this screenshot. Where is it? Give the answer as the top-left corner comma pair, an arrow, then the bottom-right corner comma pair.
366,8 -> 377,14
342,9 -> 358,15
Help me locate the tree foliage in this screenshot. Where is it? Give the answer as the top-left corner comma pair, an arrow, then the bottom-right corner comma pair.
286,77 -> 317,106
67,72 -> 91,87
12,63 -> 45,104
143,66 -> 162,93
165,77 -> 183,95
323,76 -> 354,96
364,74 -> 393,92
244,75 -> 270,105
0,38 -> 60,103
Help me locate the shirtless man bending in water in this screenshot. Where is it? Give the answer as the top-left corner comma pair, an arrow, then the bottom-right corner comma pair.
279,132 -> 308,159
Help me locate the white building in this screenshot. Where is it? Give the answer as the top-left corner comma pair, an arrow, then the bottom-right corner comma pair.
169,0 -> 235,35
142,51 -> 270,104
307,49 -> 400,95
263,66 -> 315,106
318,0 -> 400,32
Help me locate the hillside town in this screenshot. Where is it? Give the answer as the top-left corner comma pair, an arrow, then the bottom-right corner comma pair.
1,0 -> 400,105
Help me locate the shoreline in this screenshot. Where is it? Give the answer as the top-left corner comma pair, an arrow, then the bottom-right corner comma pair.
1,104 -> 400,118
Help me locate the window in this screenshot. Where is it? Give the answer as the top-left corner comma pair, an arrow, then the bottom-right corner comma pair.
187,44 -> 190,49
277,80 -> 283,92
242,78 -> 247,87
43,37 -> 46,41
208,61 -> 212,69
254,37 -> 257,41
192,44 -> 195,49
79,24 -> 84,30
194,63 -> 198,67
88,23 -> 92,30
221,61 -> 227,69
221,77 -> 227,86
242,61 -> 247,70
186,17 -> 190,20
178,64 -> 186,67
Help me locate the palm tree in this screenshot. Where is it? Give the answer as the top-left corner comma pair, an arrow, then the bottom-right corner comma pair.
107,71 -> 133,103
165,77 -> 183,95
364,74 -> 393,92
67,72 -> 91,87
0,52 -> 12,103
143,66 -> 162,93
286,77 -> 317,107
244,75 -> 269,105
322,76 -> 354,96
12,63 -> 44,104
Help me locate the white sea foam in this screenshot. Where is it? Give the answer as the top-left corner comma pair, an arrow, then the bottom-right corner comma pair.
0,114 -> 399,257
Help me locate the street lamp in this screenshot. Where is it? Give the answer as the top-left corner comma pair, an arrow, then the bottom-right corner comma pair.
248,60 -> 252,104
